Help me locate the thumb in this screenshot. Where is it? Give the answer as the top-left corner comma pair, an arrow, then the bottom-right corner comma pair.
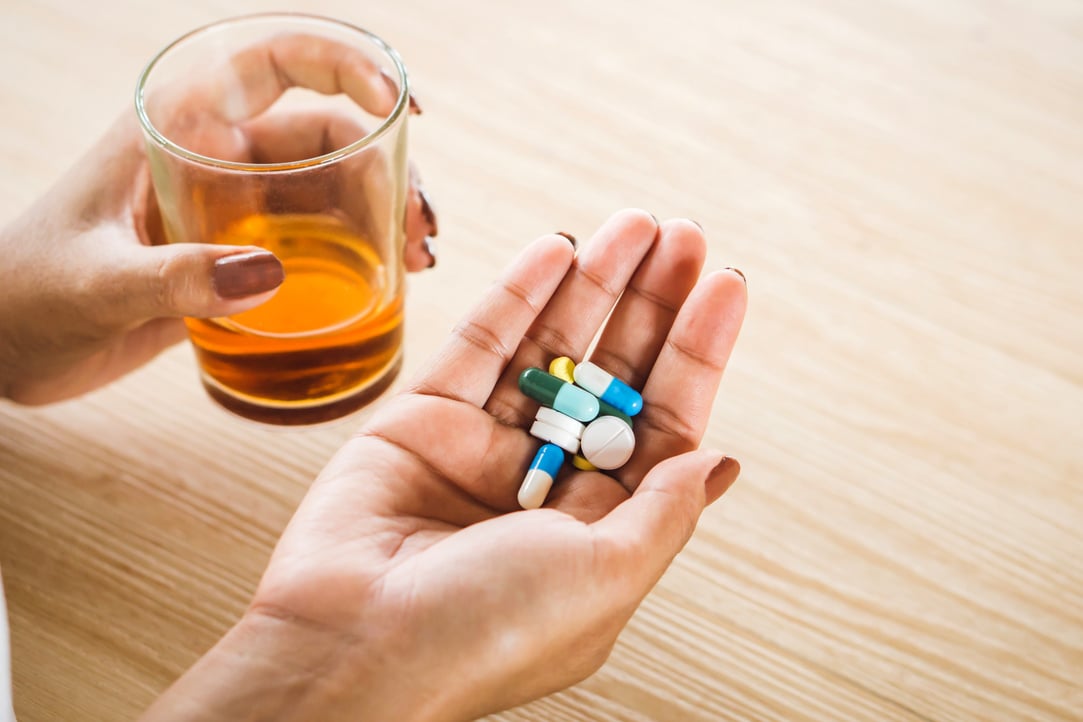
594,449 -> 741,592
101,243 -> 285,323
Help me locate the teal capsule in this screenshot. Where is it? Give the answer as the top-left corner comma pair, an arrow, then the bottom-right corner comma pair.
518,367 -> 600,423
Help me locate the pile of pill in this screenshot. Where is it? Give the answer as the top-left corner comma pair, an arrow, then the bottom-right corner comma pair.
516,357 -> 643,509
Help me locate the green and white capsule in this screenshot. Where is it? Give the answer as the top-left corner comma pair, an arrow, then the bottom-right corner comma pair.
518,367 -> 600,423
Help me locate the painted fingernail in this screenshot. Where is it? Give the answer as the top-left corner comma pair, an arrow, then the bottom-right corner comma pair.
423,236 -> 437,269
379,69 -> 421,115
419,186 -> 438,237
213,250 -> 284,299
710,456 -> 741,487
555,231 -> 577,249
725,267 -> 747,284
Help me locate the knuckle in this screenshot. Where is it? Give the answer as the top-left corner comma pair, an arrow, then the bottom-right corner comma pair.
527,324 -> 579,359
639,402 -> 700,447
452,318 -> 512,362
153,253 -> 182,313
665,337 -> 726,373
501,277 -> 543,316
575,264 -> 621,299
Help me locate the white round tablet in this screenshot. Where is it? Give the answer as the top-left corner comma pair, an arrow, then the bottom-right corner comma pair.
580,415 -> 635,470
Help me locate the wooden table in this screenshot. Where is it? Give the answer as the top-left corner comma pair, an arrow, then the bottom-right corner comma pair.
2,1 -> 1080,719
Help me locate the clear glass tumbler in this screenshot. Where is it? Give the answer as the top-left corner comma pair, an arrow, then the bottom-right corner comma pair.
136,13 -> 410,426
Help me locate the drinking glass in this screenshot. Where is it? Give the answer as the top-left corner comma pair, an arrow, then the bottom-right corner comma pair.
136,13 -> 411,425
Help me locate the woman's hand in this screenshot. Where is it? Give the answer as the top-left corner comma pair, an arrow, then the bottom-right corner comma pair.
0,35 -> 437,405
142,209 -> 748,722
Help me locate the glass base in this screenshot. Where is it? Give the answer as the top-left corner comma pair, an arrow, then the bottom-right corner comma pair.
200,353 -> 402,427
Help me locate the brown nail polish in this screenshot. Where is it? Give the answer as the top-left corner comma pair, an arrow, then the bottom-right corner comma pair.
419,186 -> 438,237
704,455 -> 742,505
380,68 -> 421,115
213,251 -> 284,299
555,231 -> 577,248
423,236 -> 437,269
711,456 -> 741,485
724,267 -> 747,284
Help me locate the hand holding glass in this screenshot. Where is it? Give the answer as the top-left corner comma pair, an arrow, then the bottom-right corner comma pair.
137,14 -> 412,425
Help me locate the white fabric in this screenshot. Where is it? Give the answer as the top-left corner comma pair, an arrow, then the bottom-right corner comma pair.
0,569 -> 14,722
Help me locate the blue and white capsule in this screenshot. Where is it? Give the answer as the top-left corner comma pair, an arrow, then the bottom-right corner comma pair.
518,443 -> 565,509
573,362 -> 643,417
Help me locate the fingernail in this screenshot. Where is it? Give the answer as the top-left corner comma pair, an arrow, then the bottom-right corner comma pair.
724,267 -> 747,284
555,231 -> 577,249
713,455 -> 740,476
423,236 -> 437,269
379,69 -> 421,115
213,251 -> 284,299
690,219 -> 704,232
709,456 -> 741,489
419,186 -> 438,237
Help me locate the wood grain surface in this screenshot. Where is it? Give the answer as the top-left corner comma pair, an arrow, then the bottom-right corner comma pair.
1,0 -> 1081,719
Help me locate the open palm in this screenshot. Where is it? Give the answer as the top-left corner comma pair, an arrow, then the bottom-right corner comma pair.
251,210 -> 747,721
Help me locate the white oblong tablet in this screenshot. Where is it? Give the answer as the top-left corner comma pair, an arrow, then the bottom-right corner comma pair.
518,469 -> 555,509
529,419 -> 580,454
580,415 -> 635,470
535,405 -> 585,439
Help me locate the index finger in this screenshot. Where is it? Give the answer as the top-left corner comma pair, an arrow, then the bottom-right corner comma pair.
406,234 -> 576,407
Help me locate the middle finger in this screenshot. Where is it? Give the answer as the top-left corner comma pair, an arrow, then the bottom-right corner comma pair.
587,218 -> 706,391
483,208 -> 658,427
242,110 -> 437,270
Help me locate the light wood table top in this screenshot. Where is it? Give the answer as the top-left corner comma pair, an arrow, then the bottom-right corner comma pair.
2,1 -> 1081,719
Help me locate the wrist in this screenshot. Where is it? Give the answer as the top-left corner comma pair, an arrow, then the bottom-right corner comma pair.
140,609 -> 336,721
140,607 -> 441,722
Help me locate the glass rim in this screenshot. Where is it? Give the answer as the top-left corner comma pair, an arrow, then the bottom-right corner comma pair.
134,12 -> 408,172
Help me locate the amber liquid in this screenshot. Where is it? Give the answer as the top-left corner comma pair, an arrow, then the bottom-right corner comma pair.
187,213 -> 403,426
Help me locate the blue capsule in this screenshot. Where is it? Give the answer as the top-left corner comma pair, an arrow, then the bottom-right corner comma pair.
573,362 -> 643,417
518,443 -> 565,509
